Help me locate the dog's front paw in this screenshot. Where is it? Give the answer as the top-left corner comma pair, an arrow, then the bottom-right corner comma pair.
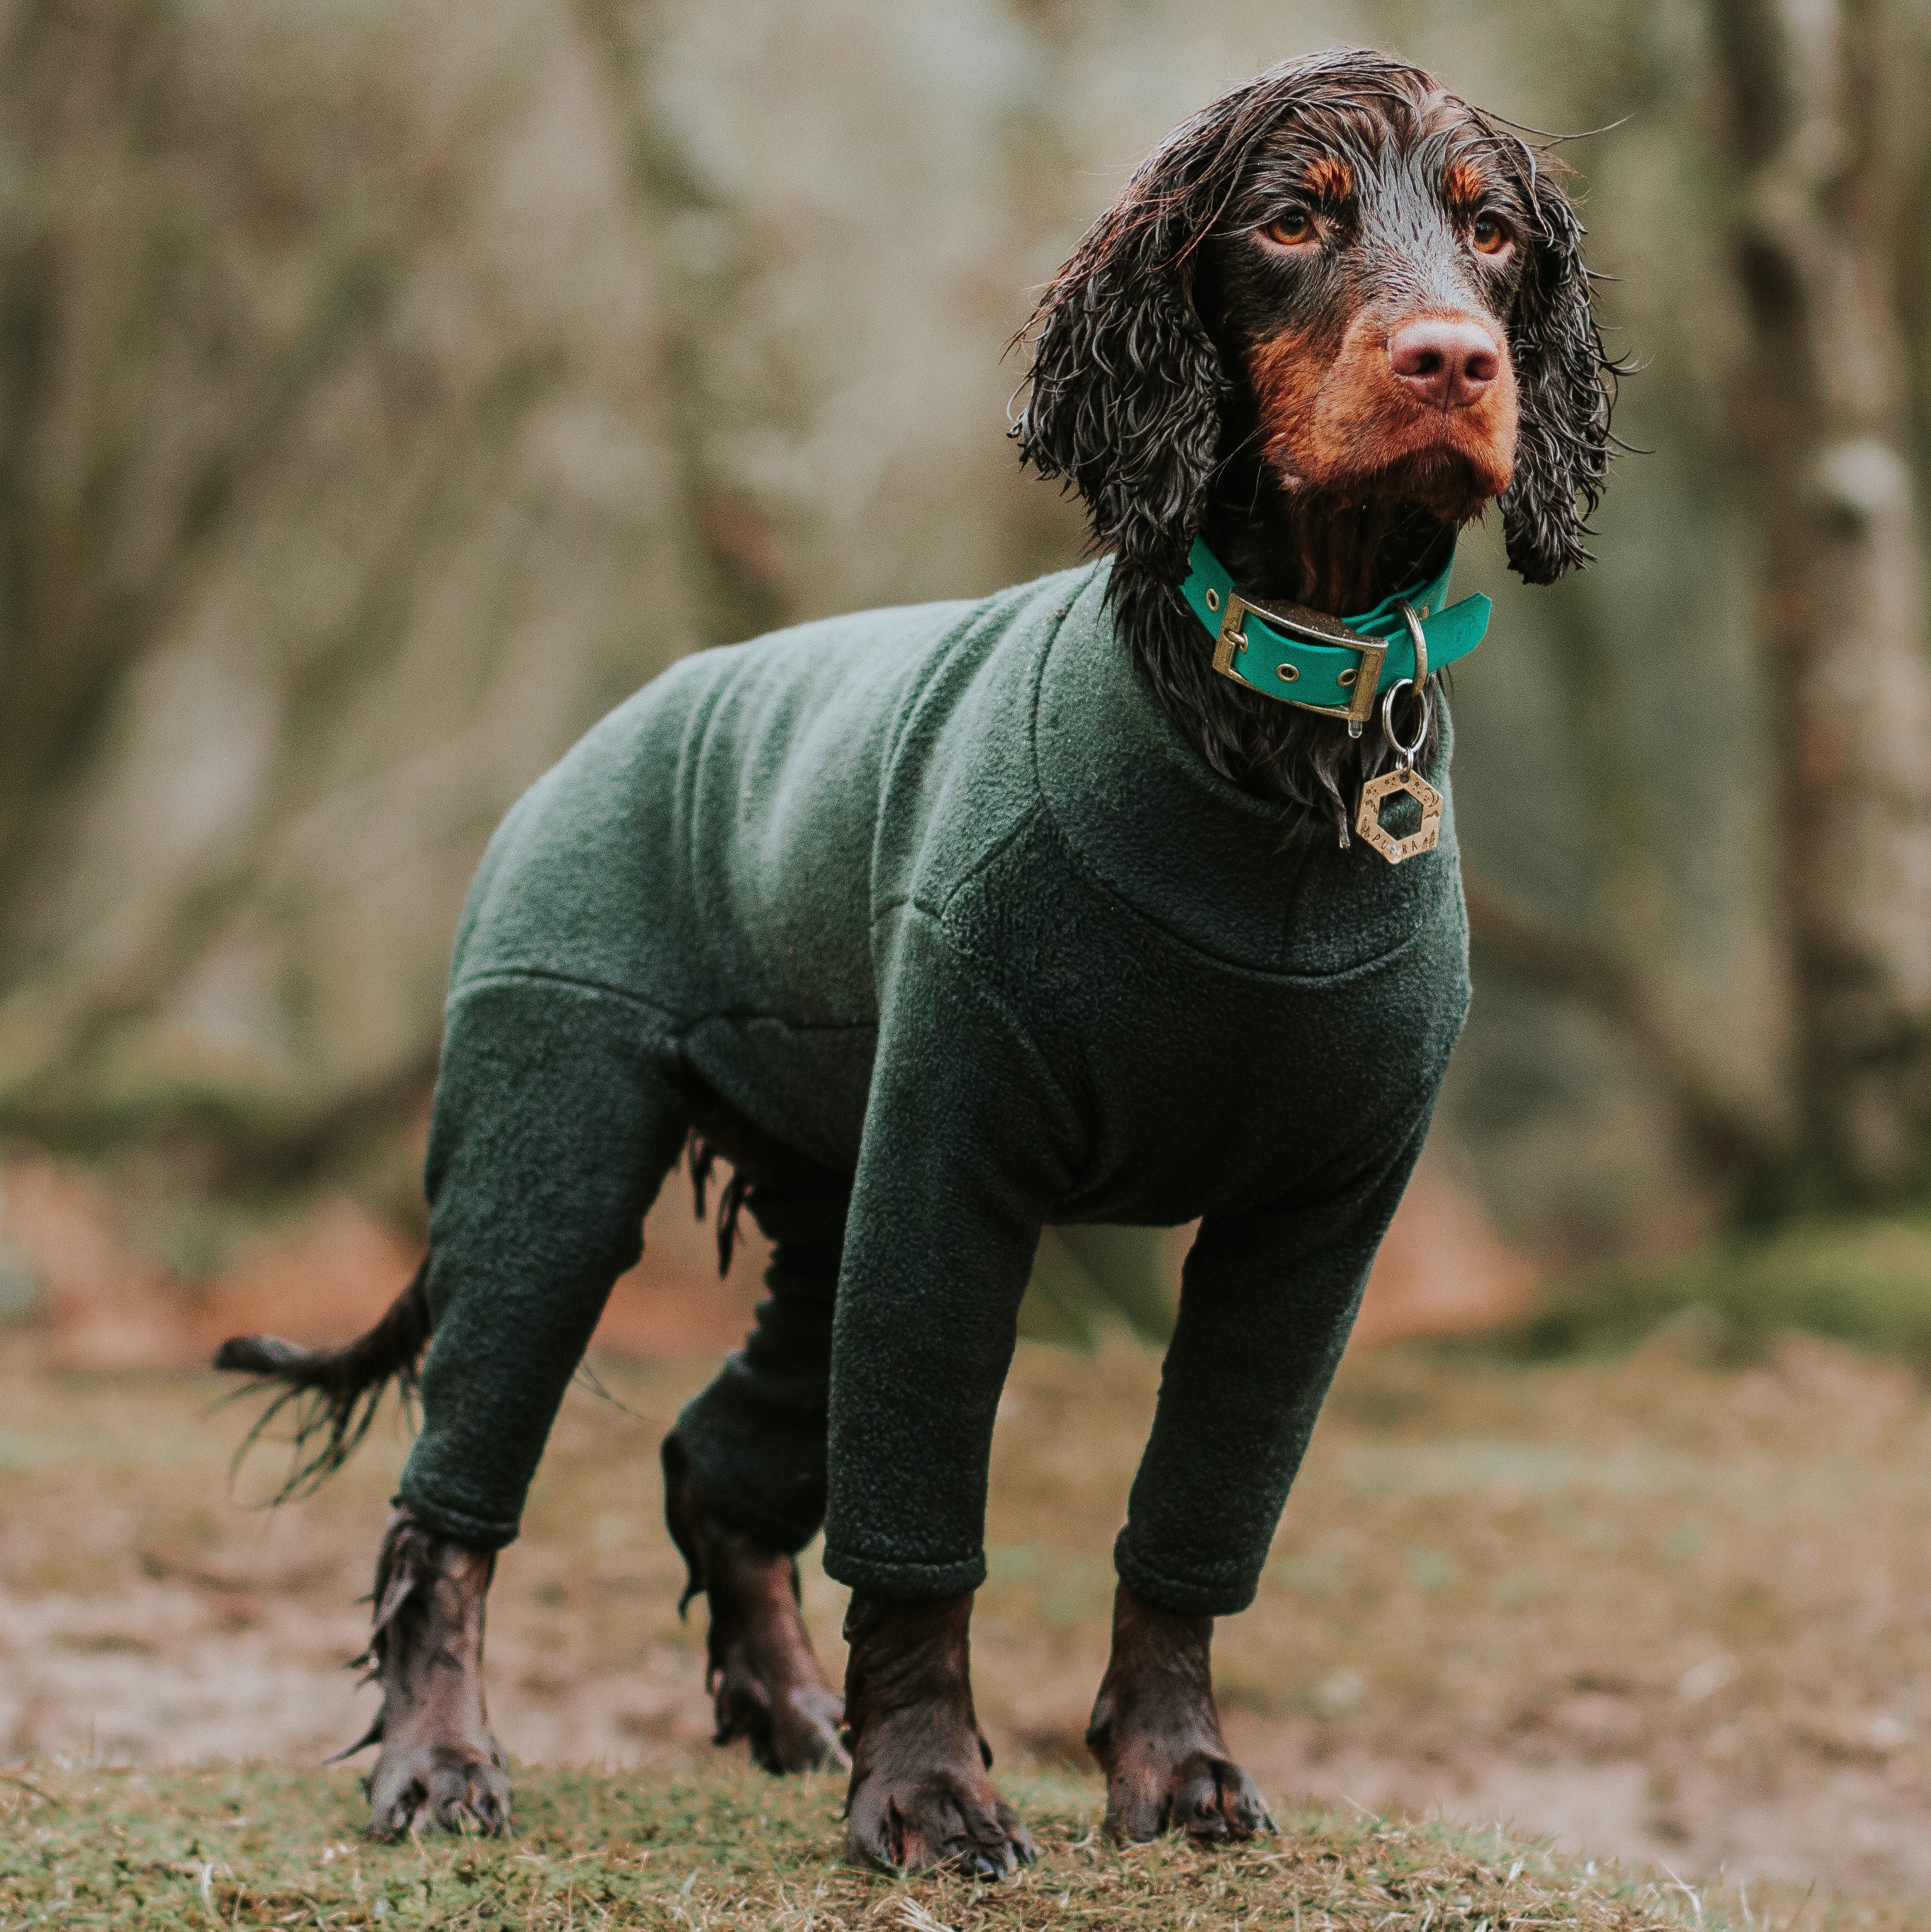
846,1759 -> 1034,1877
1101,1745 -> 1271,1845
366,1739 -> 512,1840
1087,1583 -> 1274,1846
840,1590 -> 1032,1877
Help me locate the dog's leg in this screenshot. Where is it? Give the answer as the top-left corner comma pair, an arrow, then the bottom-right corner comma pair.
841,1591 -> 1034,1877
662,1441 -> 846,1771
1085,1581 -> 1271,1844
664,1082 -> 856,1771
353,1508 -> 512,1840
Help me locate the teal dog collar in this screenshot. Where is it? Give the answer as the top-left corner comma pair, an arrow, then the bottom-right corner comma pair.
1181,537 -> 1491,737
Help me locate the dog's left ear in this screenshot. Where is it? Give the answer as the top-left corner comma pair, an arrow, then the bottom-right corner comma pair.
1500,156 -> 1616,584
1012,138 -> 1231,585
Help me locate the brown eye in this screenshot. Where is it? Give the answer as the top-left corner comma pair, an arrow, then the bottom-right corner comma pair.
1471,213 -> 1509,255
1266,208 -> 1315,246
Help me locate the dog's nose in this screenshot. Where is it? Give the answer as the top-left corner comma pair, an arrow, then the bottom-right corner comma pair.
1387,318 -> 1500,410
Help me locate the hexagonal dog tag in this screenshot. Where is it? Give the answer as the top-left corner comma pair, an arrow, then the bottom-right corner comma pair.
1355,767 -> 1442,865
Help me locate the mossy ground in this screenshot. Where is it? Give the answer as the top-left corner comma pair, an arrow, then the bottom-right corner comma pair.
1502,1215 -> 1931,1365
0,1758 -> 1690,1932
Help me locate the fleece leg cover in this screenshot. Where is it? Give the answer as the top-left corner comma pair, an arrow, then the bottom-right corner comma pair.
397,977 -> 689,1548
672,1143 -> 851,1557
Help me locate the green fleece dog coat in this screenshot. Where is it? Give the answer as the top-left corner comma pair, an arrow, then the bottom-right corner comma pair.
397,558 -> 1468,1617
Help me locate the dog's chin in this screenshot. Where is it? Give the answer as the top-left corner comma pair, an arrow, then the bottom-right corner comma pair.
1270,428 -> 1514,529
1358,441 -> 1513,526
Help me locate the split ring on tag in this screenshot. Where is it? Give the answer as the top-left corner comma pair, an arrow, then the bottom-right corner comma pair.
1380,676 -> 1431,766
1354,603 -> 1443,866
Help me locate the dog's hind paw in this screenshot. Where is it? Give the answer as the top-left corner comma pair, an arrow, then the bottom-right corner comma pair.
366,1743 -> 512,1841
664,1438 -> 849,1776
715,1662 -> 848,1774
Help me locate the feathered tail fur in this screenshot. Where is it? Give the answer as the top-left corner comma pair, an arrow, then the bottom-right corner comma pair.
213,1259 -> 434,1500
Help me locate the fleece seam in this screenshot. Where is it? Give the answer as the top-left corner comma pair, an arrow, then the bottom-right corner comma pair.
454,967 -> 892,1045
924,803 -> 1041,927
446,965 -> 678,1020
686,1009 -> 878,1037
864,569 -> 1099,940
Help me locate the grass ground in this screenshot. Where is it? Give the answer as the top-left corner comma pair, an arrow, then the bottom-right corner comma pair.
0,1760 -> 1687,1931
3,1327 -> 1931,1924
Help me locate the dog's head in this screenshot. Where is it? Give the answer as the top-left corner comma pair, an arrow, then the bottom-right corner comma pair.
1014,50 -> 1615,597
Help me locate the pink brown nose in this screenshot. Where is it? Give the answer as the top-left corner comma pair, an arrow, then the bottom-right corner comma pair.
1387,317 -> 1500,411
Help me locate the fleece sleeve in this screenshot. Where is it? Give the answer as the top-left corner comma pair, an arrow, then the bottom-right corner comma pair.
820,907 -> 1085,1600
1112,1106 -> 1435,1618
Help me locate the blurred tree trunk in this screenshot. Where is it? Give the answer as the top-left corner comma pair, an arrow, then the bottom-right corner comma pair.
1709,0 -> 1931,1200
1469,0 -> 1931,1214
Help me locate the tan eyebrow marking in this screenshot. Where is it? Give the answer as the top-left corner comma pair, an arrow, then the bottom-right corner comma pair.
1302,157 -> 1354,203
1442,159 -> 1488,211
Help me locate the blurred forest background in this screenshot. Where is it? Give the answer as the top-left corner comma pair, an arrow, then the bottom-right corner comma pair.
3,0 -> 1931,1361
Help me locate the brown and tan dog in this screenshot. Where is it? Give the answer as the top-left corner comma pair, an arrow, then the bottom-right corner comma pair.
219,48 -> 1614,1874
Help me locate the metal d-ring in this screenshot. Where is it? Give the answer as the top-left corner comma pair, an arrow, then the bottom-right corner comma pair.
1380,599 -> 1431,764
1396,599 -> 1429,690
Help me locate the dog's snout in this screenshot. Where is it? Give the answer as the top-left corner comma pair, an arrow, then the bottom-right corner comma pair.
1387,318 -> 1499,411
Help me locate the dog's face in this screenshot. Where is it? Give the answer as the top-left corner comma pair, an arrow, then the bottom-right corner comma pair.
1209,103 -> 1531,523
1016,52 -> 1616,591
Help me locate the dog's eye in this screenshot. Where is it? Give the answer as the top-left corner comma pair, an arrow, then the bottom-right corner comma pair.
1266,208 -> 1315,246
1471,213 -> 1510,255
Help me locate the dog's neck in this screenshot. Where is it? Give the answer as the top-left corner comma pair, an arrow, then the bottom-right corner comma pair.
1200,435 -> 1450,620
1113,438 -> 1455,834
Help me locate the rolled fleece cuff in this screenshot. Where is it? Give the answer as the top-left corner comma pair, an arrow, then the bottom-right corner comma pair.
394,1486 -> 521,1552
1113,1530 -> 1260,1620
821,1543 -> 986,1601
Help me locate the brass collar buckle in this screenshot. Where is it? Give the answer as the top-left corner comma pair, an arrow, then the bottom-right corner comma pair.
1209,589 -> 1388,739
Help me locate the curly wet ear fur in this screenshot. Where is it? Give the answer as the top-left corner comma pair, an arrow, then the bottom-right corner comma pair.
1497,149 -> 1617,583
1016,66 -> 1620,592
1012,111 -> 1242,582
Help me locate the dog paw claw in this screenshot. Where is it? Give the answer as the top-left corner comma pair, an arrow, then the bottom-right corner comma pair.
1102,1744 -> 1272,1845
367,1746 -> 512,1841
1088,1585 -> 1273,1848
666,1445 -> 849,1776
352,1512 -> 512,1842
847,1773 -> 1034,1876
841,1593 -> 1031,1878
1148,1749 -> 1272,1844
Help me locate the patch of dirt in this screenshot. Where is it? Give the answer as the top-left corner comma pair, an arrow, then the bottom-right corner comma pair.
1228,1729 -> 1931,1897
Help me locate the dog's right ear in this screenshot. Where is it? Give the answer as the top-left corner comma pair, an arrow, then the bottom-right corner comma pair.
1497,144 -> 1617,584
1011,137 -> 1233,586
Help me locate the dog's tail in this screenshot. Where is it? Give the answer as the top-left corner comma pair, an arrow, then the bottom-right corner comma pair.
213,1258 -> 434,1501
